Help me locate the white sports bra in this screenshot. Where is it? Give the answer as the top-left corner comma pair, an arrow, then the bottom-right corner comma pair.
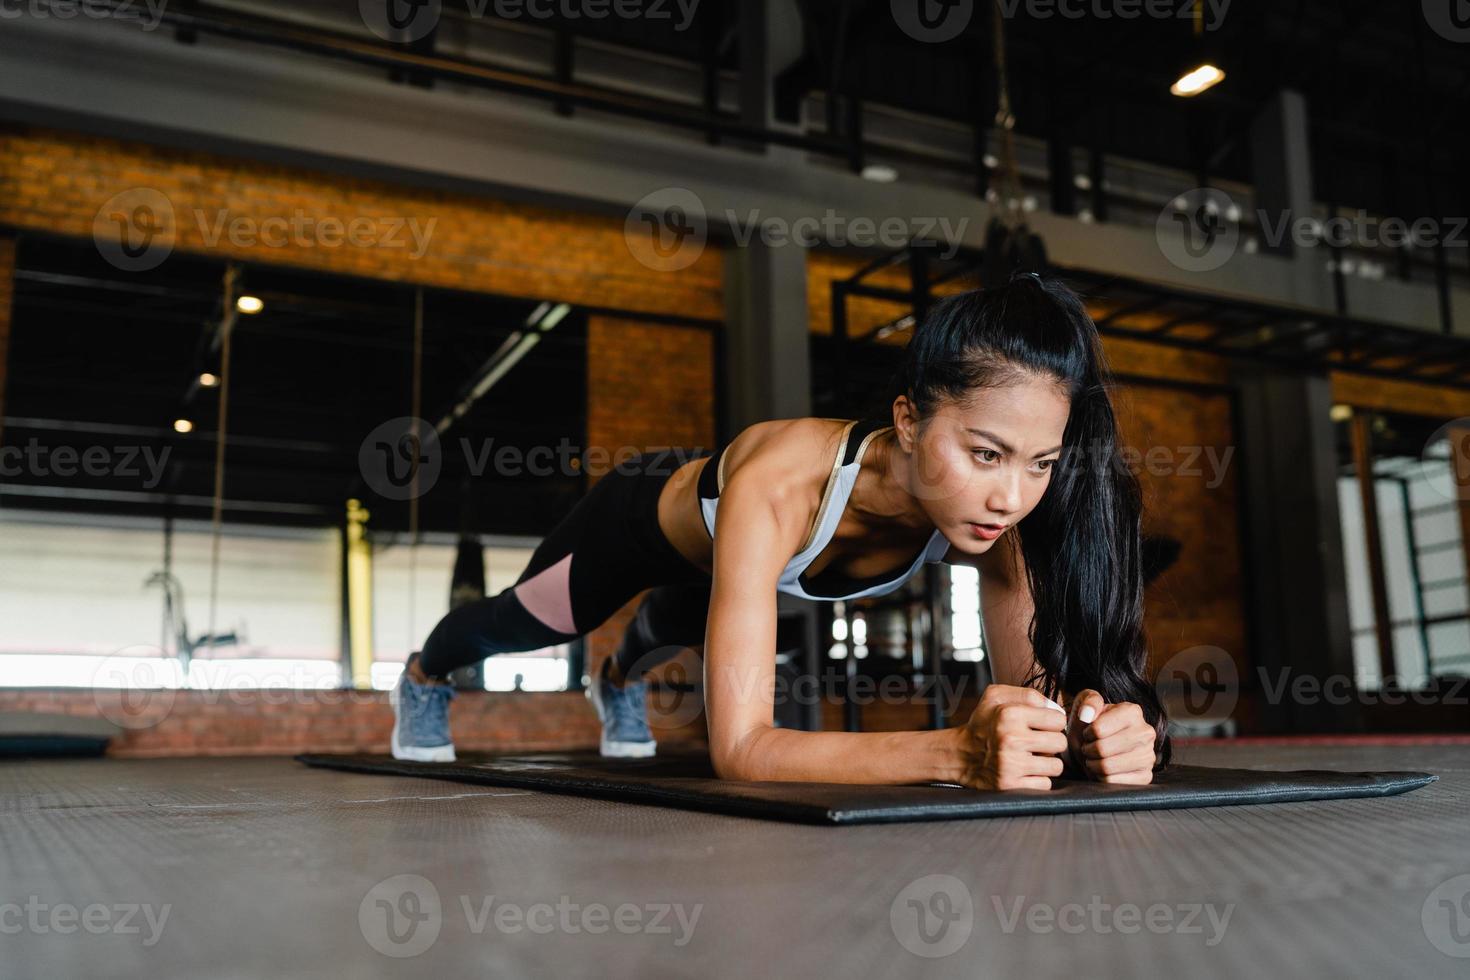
696,419 -> 950,600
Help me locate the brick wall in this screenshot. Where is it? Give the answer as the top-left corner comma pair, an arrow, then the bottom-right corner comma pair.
582,315 -> 717,673
0,126 -> 723,320
585,316 -> 717,459
0,126 -> 724,755
1113,384 -> 1246,678
0,688 -> 707,758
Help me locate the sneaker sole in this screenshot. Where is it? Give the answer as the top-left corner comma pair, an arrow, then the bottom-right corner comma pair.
600,735 -> 656,758
390,722 -> 457,763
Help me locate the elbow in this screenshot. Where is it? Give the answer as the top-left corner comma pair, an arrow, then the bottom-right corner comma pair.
709,727 -> 767,782
710,754 -> 749,783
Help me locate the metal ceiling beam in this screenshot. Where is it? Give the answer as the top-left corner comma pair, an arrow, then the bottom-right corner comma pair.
839,245 -> 1470,390
59,0 -> 850,158
1250,319 -> 1332,355
1096,297 -> 1163,327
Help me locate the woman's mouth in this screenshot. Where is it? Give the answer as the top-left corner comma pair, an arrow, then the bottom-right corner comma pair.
968,522 -> 1007,541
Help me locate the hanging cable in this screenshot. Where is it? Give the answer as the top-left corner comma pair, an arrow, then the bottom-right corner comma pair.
408,287 -> 424,650
205,264 -> 239,662
979,0 -> 1052,284
990,0 -> 1025,231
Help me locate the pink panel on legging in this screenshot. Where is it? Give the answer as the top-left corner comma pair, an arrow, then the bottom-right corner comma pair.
513,553 -> 577,634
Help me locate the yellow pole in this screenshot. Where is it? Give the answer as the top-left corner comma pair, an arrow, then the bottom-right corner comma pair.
345,498 -> 374,690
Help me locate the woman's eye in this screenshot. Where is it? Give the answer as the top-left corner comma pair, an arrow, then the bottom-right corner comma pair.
1032,459 -> 1056,473
972,448 -> 1000,464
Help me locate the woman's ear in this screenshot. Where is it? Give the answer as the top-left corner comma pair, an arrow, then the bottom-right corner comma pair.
891,395 -> 919,453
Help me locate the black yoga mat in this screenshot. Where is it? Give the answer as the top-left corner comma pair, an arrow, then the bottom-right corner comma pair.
296,751 -> 1437,826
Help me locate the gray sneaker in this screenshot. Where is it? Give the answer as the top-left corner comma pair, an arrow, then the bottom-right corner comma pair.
390,653 -> 457,762
586,658 -> 656,758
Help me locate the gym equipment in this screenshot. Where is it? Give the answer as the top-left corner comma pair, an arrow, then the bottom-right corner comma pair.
0,712 -> 118,758
295,751 -> 1434,826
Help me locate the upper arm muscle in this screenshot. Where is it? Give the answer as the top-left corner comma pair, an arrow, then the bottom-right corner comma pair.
702,462 -> 814,776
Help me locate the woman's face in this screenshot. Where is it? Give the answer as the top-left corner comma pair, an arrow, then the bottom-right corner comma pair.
895,376 -> 1071,555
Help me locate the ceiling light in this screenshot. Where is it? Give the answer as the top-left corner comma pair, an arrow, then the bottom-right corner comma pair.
174,419 -> 195,434
537,303 -> 572,331
860,165 -> 899,183
236,295 -> 264,315
1171,63 -> 1225,97
1329,405 -> 1352,423
199,373 -> 219,388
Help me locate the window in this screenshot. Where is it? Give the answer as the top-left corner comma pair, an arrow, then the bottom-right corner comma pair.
0,511 -> 571,691
950,564 -> 986,663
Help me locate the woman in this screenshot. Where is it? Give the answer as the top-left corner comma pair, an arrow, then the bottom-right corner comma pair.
391,273 -> 1169,789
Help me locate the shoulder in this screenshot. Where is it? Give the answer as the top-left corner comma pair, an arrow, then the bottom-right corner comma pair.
720,418 -> 845,485
716,417 -> 849,521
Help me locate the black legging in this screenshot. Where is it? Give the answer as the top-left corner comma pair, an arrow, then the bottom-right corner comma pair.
419,451 -> 713,682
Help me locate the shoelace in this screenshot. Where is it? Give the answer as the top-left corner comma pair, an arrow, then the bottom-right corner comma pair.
608,678 -> 646,729
408,678 -> 455,717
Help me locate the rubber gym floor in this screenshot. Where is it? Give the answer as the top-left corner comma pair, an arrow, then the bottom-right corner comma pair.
4,739 -> 1468,978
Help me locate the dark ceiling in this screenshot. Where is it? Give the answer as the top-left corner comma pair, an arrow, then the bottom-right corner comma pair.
469,0 -> 1470,222
796,0 -> 1466,213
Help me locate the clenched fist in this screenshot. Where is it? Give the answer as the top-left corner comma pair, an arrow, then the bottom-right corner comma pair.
957,684 -> 1069,790
1065,689 -> 1159,785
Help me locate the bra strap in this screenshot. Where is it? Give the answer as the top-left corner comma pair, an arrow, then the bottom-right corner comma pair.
849,423 -> 891,467
798,420 -> 858,554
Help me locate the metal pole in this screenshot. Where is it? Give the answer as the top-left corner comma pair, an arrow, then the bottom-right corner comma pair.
803,604 -> 824,732
1396,478 -> 1433,680
831,282 -> 849,416
345,498 -> 375,690
924,564 -> 946,729
1350,412 -> 1396,685
841,602 -> 860,732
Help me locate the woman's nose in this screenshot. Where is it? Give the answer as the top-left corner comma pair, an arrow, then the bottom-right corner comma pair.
986,470 -> 1023,516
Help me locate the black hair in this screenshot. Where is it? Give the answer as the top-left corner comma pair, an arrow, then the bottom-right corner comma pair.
893,272 -> 1170,768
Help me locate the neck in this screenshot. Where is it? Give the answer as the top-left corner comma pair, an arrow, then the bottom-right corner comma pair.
849,427 -> 934,537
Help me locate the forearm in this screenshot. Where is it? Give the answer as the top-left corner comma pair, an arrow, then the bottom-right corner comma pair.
718,725 -> 968,786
